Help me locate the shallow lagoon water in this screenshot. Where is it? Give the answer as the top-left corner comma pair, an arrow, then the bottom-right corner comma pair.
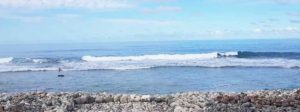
0,67 -> 299,94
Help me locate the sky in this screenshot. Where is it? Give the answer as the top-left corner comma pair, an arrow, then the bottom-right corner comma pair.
0,0 -> 300,44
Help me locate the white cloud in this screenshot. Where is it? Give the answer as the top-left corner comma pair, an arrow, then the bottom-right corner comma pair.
0,13 -> 85,22
253,28 -> 263,33
102,18 -> 177,26
252,26 -> 300,35
208,30 -> 231,37
270,27 -> 299,34
142,0 -> 176,3
55,14 -> 81,19
0,15 -> 43,22
142,6 -> 182,13
210,0 -> 300,4
0,0 -> 133,9
285,26 -> 298,32
271,0 -> 300,4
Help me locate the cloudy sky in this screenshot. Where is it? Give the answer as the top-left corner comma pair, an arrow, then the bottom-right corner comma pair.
0,0 -> 299,43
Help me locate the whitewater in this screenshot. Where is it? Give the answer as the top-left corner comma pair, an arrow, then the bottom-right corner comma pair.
0,51 -> 300,72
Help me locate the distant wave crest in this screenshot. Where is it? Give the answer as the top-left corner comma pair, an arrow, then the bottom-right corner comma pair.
237,51 -> 300,59
0,57 -> 13,64
1,51 -> 300,72
82,52 -> 238,62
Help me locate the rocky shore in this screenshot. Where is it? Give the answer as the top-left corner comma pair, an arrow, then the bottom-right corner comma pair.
1,89 -> 300,112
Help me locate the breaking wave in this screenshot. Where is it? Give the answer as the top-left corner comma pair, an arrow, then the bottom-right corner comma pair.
1,51 -> 300,72
82,52 -> 238,62
0,57 -> 13,64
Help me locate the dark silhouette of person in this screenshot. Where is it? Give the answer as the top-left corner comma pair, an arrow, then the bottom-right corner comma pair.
58,67 -> 62,72
58,68 -> 64,77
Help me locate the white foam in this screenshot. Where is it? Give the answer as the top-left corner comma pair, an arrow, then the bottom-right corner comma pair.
219,52 -> 238,57
32,59 -> 48,63
0,65 -> 58,72
82,53 -> 219,62
68,57 -> 300,71
0,57 -> 13,64
0,53 -> 300,72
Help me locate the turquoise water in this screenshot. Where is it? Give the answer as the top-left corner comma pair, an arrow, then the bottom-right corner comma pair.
0,39 -> 300,93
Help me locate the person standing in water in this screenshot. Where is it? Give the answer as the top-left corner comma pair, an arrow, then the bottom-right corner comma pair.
58,67 -> 64,77
58,67 -> 62,72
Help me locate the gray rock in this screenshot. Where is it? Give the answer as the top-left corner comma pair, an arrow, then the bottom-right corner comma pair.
74,95 -> 95,104
113,94 -> 121,102
95,96 -> 105,103
120,95 -> 129,103
140,95 -> 151,102
242,102 -> 252,107
153,96 -> 164,103
95,95 -> 113,103
104,95 -> 113,102
45,100 -> 53,106
129,95 -> 141,102
1,89 -> 300,111
174,106 -> 185,112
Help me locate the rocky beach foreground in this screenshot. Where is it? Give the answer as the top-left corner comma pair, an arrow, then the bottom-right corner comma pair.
0,89 -> 300,112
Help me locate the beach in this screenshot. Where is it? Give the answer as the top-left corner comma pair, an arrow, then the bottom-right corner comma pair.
1,89 -> 300,112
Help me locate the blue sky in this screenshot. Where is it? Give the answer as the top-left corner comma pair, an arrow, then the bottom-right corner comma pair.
0,0 -> 300,44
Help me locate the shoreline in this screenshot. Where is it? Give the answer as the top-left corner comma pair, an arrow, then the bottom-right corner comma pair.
1,89 -> 300,112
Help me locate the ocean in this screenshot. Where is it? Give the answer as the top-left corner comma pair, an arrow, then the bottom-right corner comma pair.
0,39 -> 300,94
